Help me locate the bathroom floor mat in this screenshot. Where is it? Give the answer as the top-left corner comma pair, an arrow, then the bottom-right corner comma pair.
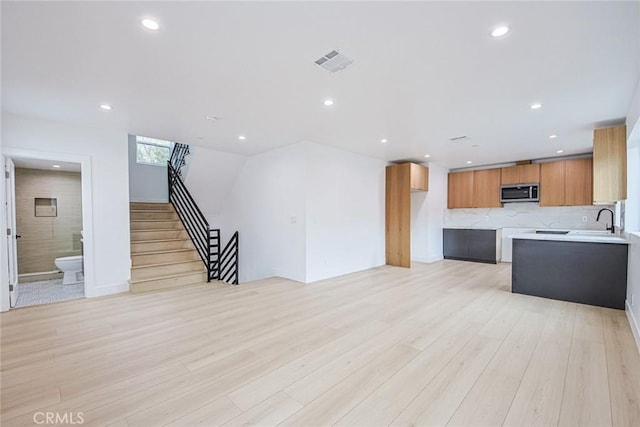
14,278 -> 84,308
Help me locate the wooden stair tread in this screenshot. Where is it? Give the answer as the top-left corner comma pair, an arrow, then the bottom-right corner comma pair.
130,219 -> 179,222
131,248 -> 198,256
131,228 -> 185,233
130,270 -> 206,284
131,259 -> 203,270
131,238 -> 189,244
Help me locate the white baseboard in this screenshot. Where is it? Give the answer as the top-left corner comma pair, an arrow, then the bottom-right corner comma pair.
626,300 -> 640,355
427,255 -> 444,263
87,281 -> 130,298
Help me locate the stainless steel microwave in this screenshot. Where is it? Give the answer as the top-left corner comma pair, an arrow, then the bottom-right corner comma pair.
500,183 -> 539,202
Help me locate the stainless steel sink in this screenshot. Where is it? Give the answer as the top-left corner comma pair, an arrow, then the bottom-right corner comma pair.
535,230 -> 569,235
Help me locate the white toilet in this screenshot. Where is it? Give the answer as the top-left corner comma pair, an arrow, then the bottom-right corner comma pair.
55,255 -> 84,285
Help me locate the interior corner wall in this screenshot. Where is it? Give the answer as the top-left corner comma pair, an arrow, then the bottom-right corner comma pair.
305,143 -> 386,283
0,151 -> 10,312
184,144 -> 246,221
426,163 -> 448,262
219,143 -> 307,283
127,134 -> 168,203
1,113 -> 131,297
411,191 -> 429,263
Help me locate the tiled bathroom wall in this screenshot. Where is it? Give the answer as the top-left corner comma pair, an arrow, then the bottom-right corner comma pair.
15,168 -> 82,275
444,203 -> 616,230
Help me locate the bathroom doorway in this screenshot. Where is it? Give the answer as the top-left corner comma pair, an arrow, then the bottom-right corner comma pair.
5,156 -> 86,308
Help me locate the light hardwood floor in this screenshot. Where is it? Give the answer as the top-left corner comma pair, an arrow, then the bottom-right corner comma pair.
1,260 -> 639,426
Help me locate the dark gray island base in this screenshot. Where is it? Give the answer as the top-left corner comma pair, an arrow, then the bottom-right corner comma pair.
512,238 -> 628,310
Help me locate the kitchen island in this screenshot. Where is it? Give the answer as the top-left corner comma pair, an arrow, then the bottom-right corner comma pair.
511,231 -> 629,309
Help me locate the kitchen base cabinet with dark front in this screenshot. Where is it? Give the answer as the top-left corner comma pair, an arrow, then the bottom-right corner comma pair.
443,228 -> 501,264
512,238 -> 628,309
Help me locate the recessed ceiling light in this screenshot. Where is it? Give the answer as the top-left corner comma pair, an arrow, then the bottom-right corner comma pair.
381,138 -> 388,144
238,135 -> 246,140
424,154 -> 430,158
490,26 -> 510,38
52,164 -> 61,168
205,115 -> 221,121
141,18 -> 159,31
466,160 -> 473,164
100,104 -> 112,110
549,134 -> 558,139
530,103 -> 543,110
556,150 -> 564,154
323,99 -> 334,106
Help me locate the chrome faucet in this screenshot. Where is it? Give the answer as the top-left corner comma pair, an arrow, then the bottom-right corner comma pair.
596,208 -> 615,234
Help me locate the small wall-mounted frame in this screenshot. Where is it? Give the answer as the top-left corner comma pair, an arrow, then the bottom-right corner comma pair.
35,198 -> 57,217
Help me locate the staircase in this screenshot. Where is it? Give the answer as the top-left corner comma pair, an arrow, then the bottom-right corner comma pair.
129,202 -> 207,293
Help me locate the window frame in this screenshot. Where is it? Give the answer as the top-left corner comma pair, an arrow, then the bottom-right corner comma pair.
135,136 -> 174,167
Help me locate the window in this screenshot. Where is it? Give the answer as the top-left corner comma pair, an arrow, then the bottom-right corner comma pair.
136,136 -> 173,166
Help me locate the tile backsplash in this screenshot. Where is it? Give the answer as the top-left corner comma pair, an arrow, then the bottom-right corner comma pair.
444,203 -> 615,230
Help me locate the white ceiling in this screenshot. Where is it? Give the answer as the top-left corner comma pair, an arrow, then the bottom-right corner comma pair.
12,158 -> 81,173
2,1 -> 639,169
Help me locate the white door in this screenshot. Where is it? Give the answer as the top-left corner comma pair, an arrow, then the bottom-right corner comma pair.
5,159 -> 18,307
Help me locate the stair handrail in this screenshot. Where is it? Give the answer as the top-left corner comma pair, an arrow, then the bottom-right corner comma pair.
169,143 -> 190,176
167,160 -> 238,285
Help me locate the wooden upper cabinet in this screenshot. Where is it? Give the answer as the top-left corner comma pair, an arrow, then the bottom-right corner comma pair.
448,171 -> 474,209
448,169 -> 501,208
500,166 -> 520,185
540,161 -> 566,207
540,159 -> 593,207
519,164 -> 540,183
565,158 -> 593,206
501,164 -> 540,185
410,163 -> 429,191
593,125 -> 627,204
473,169 -> 502,208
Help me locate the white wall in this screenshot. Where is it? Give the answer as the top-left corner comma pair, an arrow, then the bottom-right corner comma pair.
127,134 -> 168,203
426,163 -> 448,262
411,191 -> 429,263
219,143 -> 307,283
1,113 -> 131,297
185,144 -> 246,223
626,233 -> 640,352
305,143 -> 386,283
625,77 -> 640,351
0,152 -> 9,312
409,164 -> 447,264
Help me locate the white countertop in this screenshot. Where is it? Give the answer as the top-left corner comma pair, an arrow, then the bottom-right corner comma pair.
511,231 -> 629,245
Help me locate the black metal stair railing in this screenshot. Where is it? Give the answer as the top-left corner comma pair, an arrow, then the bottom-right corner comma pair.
167,145 -> 239,284
169,143 -> 190,175
218,231 -> 239,285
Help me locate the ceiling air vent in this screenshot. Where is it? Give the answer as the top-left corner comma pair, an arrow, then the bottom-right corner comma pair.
315,50 -> 353,73
449,135 -> 471,143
